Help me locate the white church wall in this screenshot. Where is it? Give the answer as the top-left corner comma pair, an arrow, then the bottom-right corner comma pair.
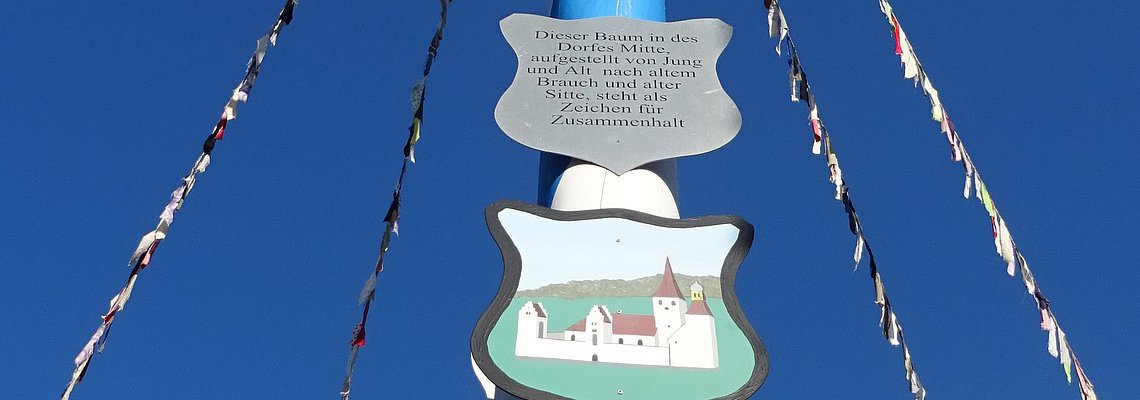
517,338 -> 593,362
612,334 -> 656,346
597,342 -> 670,366
666,315 -> 719,369
516,337 -> 670,367
564,329 -> 586,342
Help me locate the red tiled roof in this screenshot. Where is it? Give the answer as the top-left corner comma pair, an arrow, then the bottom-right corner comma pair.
565,318 -> 587,332
687,299 -> 712,316
652,257 -> 685,298
612,313 -> 657,336
563,306 -> 611,331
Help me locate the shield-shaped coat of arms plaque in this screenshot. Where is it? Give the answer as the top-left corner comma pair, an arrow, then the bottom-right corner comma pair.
472,201 -> 768,399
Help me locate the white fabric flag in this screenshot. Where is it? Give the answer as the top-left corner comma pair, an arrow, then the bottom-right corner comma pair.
998,218 -> 1016,276
908,365 -> 925,400
789,68 -> 800,102
129,230 -> 165,267
107,275 -> 139,316
61,357 -> 90,400
768,3 -> 789,55
160,187 -> 183,226
887,312 -> 901,346
922,75 -> 944,122
182,172 -> 198,199
74,324 -> 107,366
253,34 -> 270,69
973,172 -> 984,202
874,274 -> 886,305
358,273 -> 378,305
223,98 -> 239,120
828,153 -> 844,200
231,86 -> 249,103
989,215 -> 1005,259
963,158 -> 976,198
195,153 -> 211,173
897,28 -> 920,80
1047,320 -> 1059,357
1059,327 -> 1073,382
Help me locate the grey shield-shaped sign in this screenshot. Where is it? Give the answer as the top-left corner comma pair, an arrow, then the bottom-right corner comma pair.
494,14 -> 743,174
472,201 -> 768,399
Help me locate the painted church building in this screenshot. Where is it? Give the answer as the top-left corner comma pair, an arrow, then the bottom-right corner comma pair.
515,258 -> 719,369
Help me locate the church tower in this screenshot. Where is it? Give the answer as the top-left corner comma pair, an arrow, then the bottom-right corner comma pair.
652,257 -> 687,341
515,301 -> 548,358
690,281 -> 705,301
669,281 -> 719,368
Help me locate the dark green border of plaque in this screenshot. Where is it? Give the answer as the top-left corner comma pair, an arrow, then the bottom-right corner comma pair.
471,200 -> 769,399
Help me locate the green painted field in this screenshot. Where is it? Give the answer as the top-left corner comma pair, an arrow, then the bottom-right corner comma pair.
487,297 -> 756,399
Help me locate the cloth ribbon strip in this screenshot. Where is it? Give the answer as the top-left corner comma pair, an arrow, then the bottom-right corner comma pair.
338,2 -> 452,399
765,1 -> 926,398
876,1 -> 1096,398
61,2 -> 298,399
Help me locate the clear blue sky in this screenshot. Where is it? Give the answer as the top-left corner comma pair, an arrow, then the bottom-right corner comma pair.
1,0 -> 1136,398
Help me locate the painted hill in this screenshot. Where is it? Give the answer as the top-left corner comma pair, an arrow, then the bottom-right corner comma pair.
516,274 -> 722,299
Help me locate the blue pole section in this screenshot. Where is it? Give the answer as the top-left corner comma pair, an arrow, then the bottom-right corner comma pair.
537,0 -> 667,207
551,0 -> 665,21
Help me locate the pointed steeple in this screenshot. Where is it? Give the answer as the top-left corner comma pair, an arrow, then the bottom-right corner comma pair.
652,257 -> 685,298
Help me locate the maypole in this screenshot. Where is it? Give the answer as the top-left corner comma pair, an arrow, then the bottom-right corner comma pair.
539,0 -> 679,218
473,0 -> 768,398
480,1 -> 672,397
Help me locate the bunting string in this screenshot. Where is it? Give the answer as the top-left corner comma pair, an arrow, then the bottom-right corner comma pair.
338,1 -> 452,399
61,2 -> 298,399
875,1 -> 1096,398
765,1 -> 926,398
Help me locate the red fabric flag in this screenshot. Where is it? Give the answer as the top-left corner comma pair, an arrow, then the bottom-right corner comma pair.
350,324 -> 366,347
891,15 -> 903,55
213,117 -> 228,140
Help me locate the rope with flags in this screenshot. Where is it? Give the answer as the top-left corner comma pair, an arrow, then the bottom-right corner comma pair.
764,1 -> 926,398
338,1 -> 453,399
874,1 -> 1097,398
61,2 -> 298,399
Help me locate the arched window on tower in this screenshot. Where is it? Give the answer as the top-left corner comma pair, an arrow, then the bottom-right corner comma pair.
618,338 -> 624,344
